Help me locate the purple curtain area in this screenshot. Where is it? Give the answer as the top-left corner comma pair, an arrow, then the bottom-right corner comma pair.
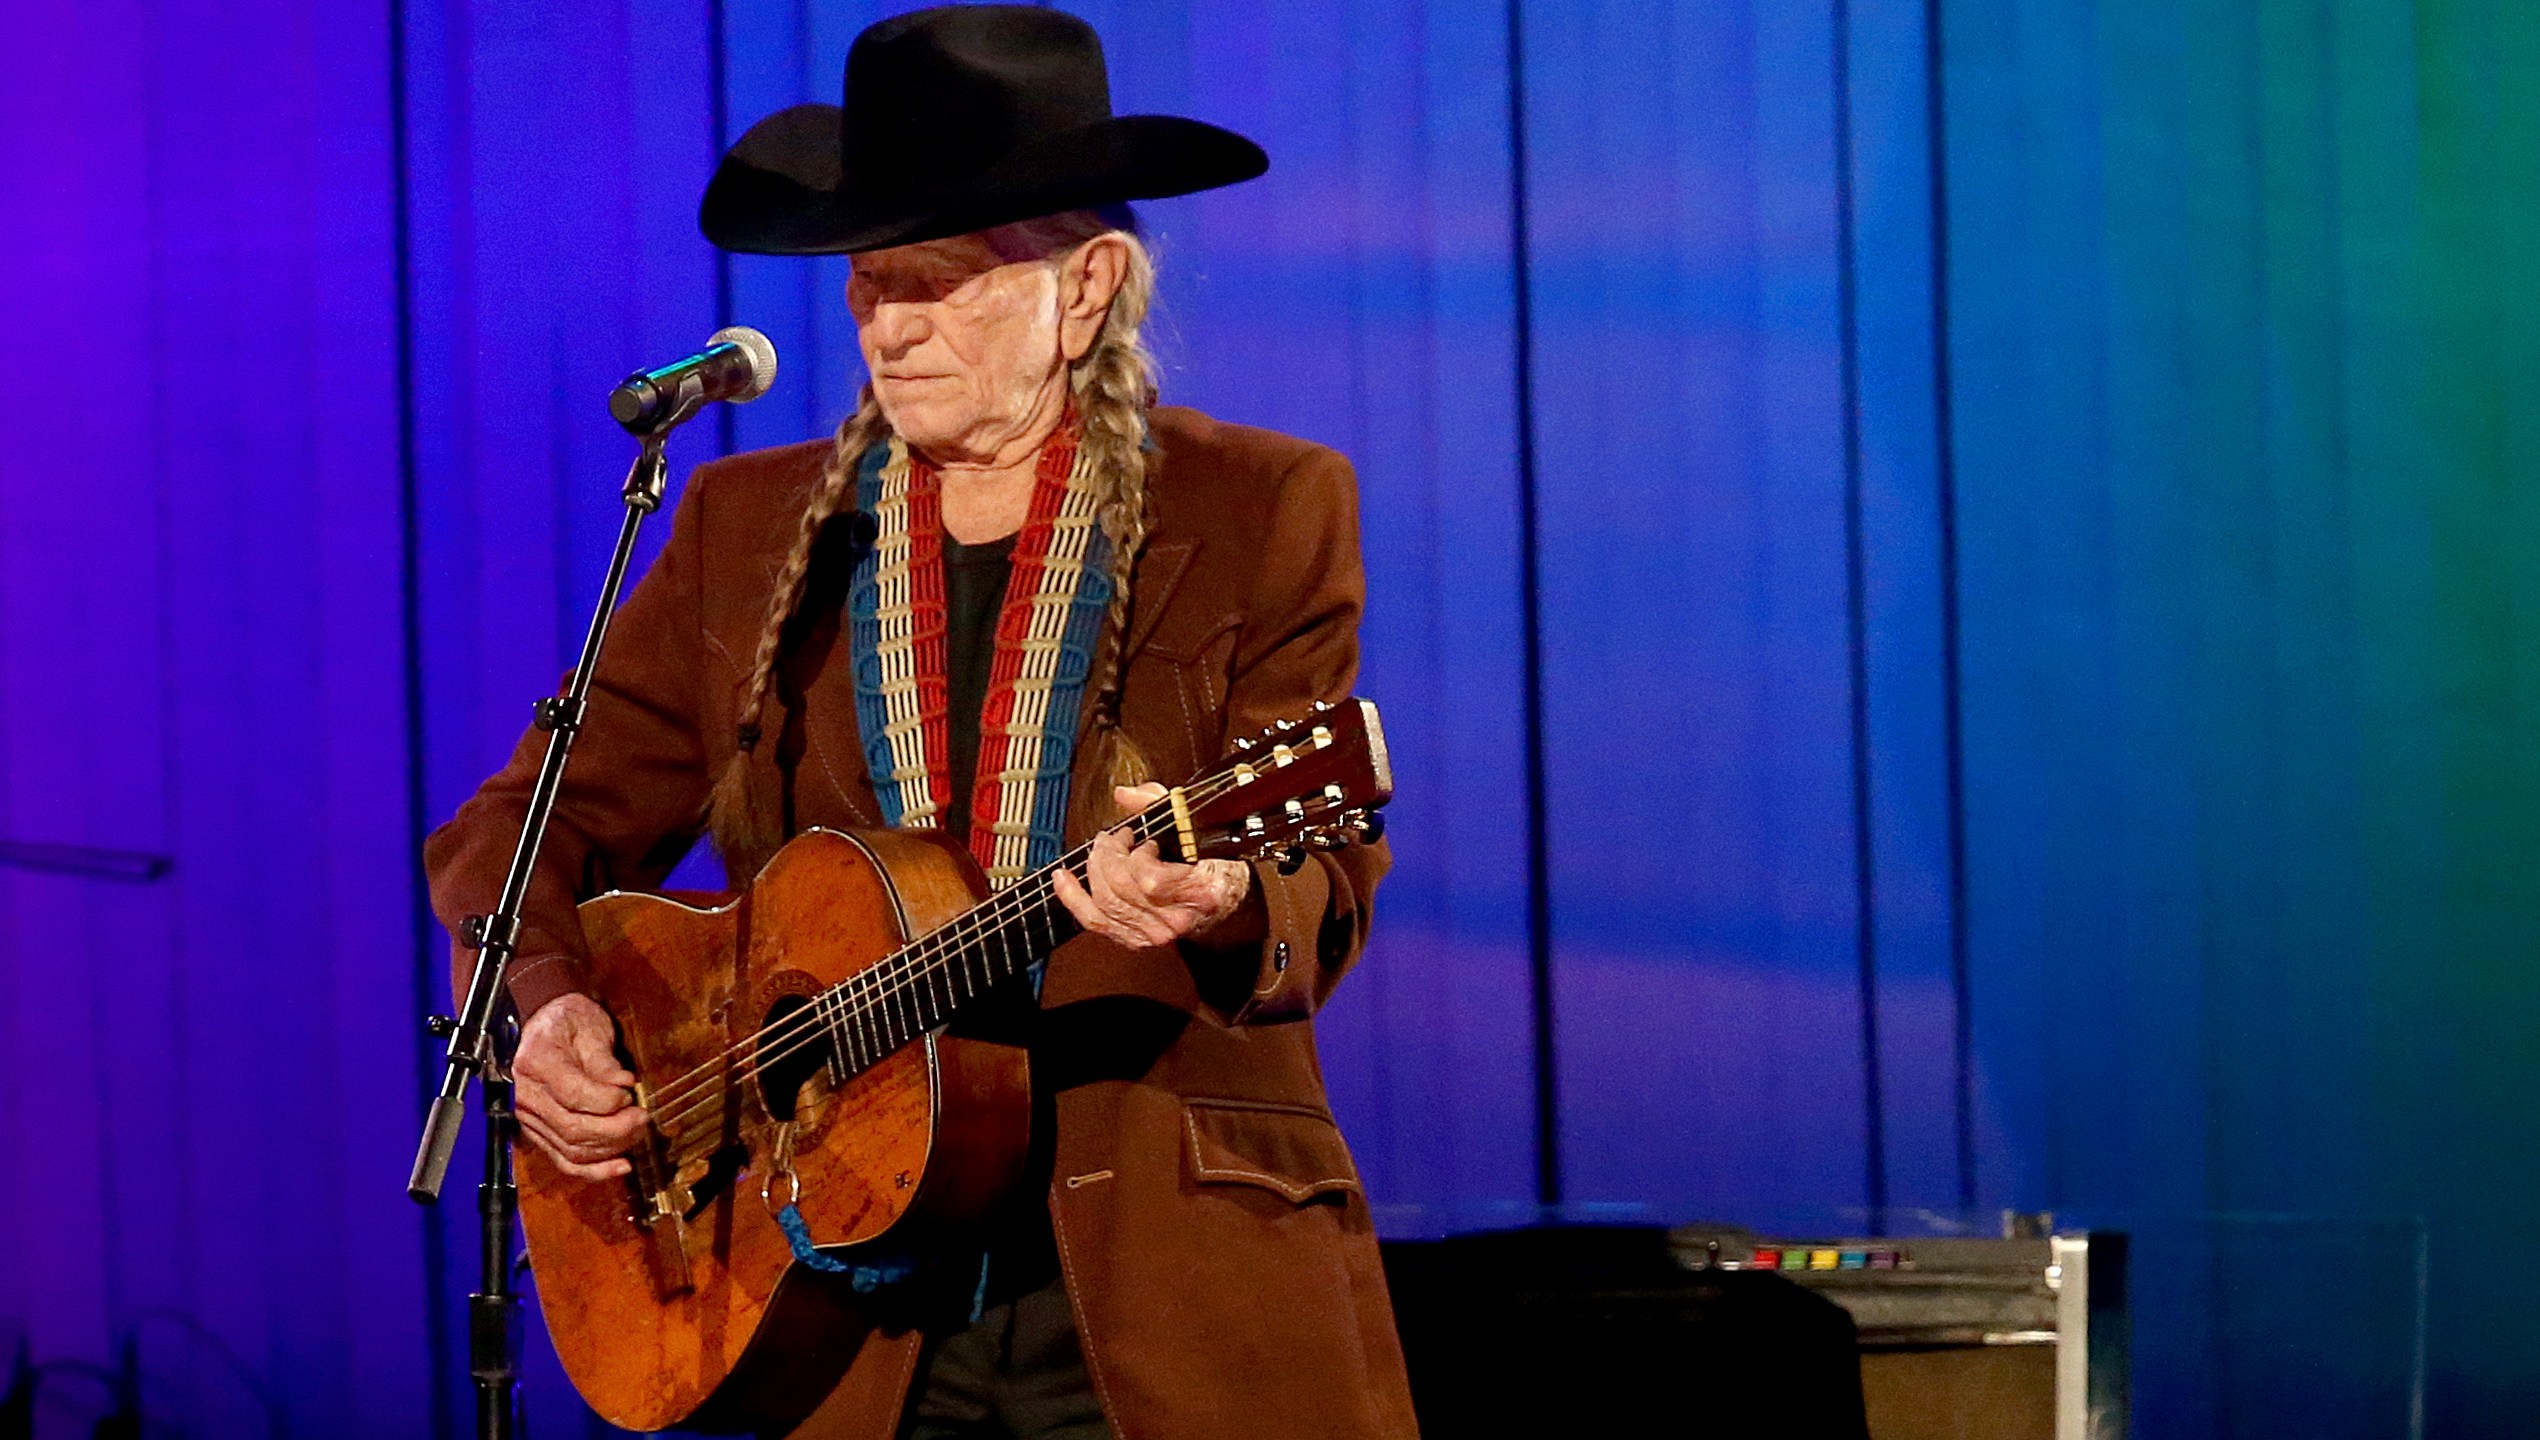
0,2 -> 430,1437
397,2 -> 728,1428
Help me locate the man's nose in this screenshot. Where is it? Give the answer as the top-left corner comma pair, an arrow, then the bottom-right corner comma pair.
863,300 -> 931,357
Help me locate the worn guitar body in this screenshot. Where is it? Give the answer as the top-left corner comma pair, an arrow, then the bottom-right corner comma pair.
512,699 -> 1393,1434
519,828 -> 1030,1434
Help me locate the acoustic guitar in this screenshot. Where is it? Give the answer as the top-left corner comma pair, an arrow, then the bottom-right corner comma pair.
516,699 -> 1394,1432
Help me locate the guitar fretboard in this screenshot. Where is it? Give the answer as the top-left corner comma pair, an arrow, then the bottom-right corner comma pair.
809,806 -> 1177,1075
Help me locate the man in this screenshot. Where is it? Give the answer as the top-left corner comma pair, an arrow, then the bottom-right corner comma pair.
424,8 -> 1417,1439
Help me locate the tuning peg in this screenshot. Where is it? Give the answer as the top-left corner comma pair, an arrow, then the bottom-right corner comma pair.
1352,811 -> 1386,843
1275,846 -> 1309,876
1307,829 -> 1349,852
1311,699 -> 1334,713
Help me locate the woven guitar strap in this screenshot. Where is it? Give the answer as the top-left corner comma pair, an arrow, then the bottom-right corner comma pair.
845,419 -> 1114,889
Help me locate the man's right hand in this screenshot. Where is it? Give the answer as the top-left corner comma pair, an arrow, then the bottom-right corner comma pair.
512,992 -> 649,1181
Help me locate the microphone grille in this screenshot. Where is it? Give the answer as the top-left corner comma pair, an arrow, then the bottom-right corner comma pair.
708,325 -> 778,402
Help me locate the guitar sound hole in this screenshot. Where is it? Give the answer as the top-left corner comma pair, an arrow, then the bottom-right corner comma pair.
755,994 -> 835,1124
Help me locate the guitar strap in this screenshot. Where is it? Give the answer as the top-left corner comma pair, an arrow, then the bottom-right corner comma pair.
846,419 -> 1115,889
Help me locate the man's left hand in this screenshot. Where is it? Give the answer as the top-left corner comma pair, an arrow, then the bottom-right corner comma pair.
1051,783 -> 1253,948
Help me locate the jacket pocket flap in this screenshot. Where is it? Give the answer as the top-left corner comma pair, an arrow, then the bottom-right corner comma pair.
1184,1099 -> 1362,1204
1143,609 -> 1241,666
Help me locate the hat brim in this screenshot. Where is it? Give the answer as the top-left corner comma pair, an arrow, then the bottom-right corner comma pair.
700,105 -> 1268,257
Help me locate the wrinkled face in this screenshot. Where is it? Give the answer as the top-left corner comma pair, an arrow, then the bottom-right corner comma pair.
849,230 -> 1070,466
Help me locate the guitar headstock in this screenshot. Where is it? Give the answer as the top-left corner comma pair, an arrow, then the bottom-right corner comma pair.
1144,699 -> 1393,872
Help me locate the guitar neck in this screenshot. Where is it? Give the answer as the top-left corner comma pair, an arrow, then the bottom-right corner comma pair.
811,806 -> 1178,1076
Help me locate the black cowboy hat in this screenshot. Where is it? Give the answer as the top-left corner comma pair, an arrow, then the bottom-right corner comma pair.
700,5 -> 1268,256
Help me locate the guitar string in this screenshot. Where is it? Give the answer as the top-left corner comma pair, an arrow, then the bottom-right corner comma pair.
640,830 -> 1103,1139
635,766 -> 1286,1148
630,748 -> 1290,1127
642,754 -> 1365,1157
630,794 -> 1179,1131
641,795 -> 1224,1156
635,725 -> 1364,1148
634,760 -> 1289,1143
647,838 -> 1099,1149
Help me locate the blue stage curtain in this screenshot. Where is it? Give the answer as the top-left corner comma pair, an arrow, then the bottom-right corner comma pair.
1064,0 -> 1541,1219
1519,0 -> 1959,1224
35,0 -> 2540,1434
0,0 -> 429,1435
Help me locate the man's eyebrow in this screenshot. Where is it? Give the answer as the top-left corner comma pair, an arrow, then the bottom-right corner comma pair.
864,248 -> 999,283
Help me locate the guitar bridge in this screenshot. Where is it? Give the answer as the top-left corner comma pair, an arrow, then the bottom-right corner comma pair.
625,1116 -> 697,1299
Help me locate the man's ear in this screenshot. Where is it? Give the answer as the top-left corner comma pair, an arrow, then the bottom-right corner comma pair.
1058,233 -> 1131,363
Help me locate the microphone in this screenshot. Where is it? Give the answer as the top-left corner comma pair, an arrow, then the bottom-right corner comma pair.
609,325 -> 777,434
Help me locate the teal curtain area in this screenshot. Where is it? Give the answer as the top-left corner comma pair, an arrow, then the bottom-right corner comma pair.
1946,0 -> 2540,1428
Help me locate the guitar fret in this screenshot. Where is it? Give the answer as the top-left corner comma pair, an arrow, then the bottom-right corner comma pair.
815,989 -> 845,1082
995,921 -> 1020,986
853,973 -> 883,1071
926,947 -> 951,1015
1028,887 -> 1055,955
850,984 -> 877,1072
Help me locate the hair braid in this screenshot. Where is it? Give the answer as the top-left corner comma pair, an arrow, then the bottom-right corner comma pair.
707,388 -> 884,869
1071,230 -> 1159,727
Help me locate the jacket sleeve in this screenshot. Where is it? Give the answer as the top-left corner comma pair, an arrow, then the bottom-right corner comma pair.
422,468 -> 718,1019
1183,444 -> 1390,1025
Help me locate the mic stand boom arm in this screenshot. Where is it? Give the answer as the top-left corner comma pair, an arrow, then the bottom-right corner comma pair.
407,411 -> 685,1440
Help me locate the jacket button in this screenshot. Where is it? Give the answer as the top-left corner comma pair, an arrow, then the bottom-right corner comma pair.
1272,941 -> 1290,974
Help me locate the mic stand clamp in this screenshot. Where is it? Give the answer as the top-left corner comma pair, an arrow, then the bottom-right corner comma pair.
408,404 -> 687,1440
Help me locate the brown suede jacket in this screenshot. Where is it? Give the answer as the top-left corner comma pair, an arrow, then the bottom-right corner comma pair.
424,405 -> 1417,1439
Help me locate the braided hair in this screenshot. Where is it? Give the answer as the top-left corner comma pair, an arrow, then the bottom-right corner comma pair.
707,211 -> 1160,872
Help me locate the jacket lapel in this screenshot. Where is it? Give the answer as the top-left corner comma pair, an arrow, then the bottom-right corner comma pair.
1122,539 -> 1199,664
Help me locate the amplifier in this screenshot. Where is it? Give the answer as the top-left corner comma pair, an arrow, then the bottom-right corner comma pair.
1380,1225 -> 1871,1438
1669,1220 -> 2129,1440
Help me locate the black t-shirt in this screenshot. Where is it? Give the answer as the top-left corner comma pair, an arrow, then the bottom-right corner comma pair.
941,532 -> 1016,836
938,528 -> 1062,1300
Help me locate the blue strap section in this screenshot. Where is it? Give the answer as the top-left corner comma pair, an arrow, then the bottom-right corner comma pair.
1017,531 -> 1110,875
773,1201 -> 916,1294
846,439 -> 908,828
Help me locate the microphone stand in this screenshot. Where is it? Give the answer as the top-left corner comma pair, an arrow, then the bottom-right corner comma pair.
407,399 -> 695,1440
